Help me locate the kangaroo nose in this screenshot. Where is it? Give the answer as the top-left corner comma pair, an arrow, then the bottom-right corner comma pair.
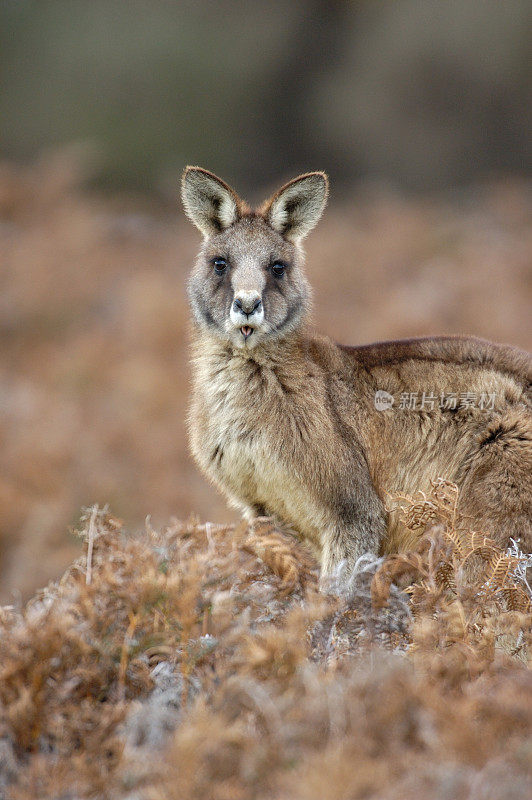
233,295 -> 262,316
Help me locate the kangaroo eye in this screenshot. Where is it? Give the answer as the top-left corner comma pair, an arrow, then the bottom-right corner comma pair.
213,257 -> 227,275
271,261 -> 286,277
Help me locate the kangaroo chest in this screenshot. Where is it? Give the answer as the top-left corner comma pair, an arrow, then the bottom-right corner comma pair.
200,369 -> 294,506
192,354 -> 329,548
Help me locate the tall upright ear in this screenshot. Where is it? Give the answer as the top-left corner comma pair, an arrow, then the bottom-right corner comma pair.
181,167 -> 241,237
262,172 -> 328,242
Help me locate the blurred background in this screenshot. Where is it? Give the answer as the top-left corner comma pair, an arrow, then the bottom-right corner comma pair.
1,0 -> 531,600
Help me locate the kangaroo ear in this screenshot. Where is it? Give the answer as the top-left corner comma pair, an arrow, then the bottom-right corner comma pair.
181,167 -> 241,236
263,172 -> 328,242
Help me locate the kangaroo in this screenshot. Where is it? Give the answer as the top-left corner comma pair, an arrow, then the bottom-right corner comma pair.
181,167 -> 532,575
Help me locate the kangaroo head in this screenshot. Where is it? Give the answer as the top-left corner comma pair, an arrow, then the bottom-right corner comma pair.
181,167 -> 328,349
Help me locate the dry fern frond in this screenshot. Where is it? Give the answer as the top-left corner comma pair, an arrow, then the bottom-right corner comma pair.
434,560 -> 456,593
241,519 -> 315,595
429,478 -> 459,515
499,587 -> 532,613
386,494 -> 441,530
483,551 -> 520,590
386,479 -> 460,533
459,531 -> 500,562
371,552 -> 428,610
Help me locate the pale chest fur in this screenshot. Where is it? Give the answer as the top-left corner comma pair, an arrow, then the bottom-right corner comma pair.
189,345 -> 334,552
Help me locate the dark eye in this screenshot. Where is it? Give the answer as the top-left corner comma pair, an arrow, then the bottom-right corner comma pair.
271,261 -> 286,277
212,257 -> 227,275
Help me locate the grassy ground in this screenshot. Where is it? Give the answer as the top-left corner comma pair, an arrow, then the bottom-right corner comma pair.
0,487 -> 530,799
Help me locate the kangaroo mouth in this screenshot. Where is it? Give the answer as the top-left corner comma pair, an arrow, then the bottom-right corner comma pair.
240,325 -> 253,340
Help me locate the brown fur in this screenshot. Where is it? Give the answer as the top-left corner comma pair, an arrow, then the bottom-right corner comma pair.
182,168 -> 532,574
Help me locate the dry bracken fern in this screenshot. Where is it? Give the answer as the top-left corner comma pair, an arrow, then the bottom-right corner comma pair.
1,484 -> 531,798
241,517 -> 316,595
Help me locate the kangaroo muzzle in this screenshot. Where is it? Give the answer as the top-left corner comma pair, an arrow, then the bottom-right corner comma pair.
230,291 -> 264,340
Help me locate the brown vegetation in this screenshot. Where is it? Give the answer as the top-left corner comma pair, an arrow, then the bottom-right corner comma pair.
0,486 -> 530,799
